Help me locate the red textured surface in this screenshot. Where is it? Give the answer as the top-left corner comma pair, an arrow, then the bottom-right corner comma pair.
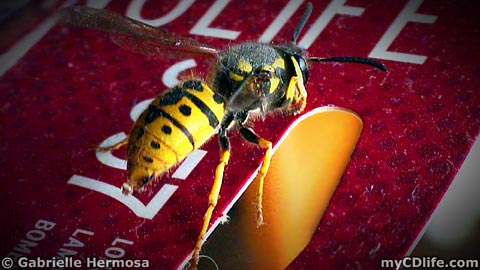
0,1 -> 479,270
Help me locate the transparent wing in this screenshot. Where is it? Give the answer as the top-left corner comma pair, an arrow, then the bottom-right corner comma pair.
228,87 -> 262,111
56,6 -> 218,58
227,74 -> 267,113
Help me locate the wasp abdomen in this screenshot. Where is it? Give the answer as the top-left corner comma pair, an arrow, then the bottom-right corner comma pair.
126,80 -> 225,189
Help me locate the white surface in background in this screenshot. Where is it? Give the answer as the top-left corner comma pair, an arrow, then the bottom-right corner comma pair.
407,137 -> 480,254
425,137 -> 480,245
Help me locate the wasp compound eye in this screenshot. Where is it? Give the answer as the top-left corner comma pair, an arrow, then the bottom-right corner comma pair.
293,54 -> 309,83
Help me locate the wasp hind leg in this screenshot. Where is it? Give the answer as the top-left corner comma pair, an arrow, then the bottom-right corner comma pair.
97,136 -> 128,152
189,113 -> 234,270
239,126 -> 272,227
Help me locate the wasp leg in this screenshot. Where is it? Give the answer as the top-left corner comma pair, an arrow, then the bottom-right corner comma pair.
285,56 -> 308,115
239,126 -> 272,227
97,136 -> 128,152
190,113 -> 234,270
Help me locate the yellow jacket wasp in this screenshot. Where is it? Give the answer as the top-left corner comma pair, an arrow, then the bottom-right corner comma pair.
58,3 -> 385,269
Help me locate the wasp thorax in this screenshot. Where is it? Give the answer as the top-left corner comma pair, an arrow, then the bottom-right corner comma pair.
121,182 -> 133,195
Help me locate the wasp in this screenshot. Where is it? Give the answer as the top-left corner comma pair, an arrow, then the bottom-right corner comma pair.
58,3 -> 385,269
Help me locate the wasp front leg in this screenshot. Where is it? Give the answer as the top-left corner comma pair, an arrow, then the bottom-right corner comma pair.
285,76 -> 307,115
189,113 -> 234,270
285,55 -> 308,115
239,125 -> 272,227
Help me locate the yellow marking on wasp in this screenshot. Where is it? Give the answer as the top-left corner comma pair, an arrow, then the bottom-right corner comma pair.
269,76 -> 280,93
138,110 -> 194,156
272,57 -> 285,70
228,58 -> 253,82
133,144 -> 170,170
291,56 -> 308,109
128,168 -> 152,186
127,147 -> 155,182
261,65 -> 274,73
191,149 -> 230,270
259,65 -> 280,93
285,76 -> 296,100
229,71 -> 244,82
237,58 -> 253,73
160,98 -> 215,146
284,56 -> 307,110
135,127 -> 179,164
143,126 -> 181,163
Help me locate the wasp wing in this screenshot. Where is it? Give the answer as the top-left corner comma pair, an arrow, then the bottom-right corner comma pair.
227,75 -> 268,115
228,88 -> 262,112
56,6 -> 218,58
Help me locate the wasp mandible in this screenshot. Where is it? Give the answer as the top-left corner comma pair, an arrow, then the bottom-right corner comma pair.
58,3 -> 386,269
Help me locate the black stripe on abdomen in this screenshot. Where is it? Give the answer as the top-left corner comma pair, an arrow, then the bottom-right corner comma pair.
183,91 -> 219,128
159,85 -> 220,128
144,105 -> 196,148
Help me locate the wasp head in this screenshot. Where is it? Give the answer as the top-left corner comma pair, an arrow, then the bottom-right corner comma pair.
227,64 -> 282,116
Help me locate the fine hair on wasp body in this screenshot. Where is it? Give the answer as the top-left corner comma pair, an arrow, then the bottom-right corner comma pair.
57,2 -> 386,269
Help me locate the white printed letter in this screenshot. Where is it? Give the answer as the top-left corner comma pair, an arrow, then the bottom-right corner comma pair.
190,0 -> 240,39
126,0 -> 194,26
369,0 -> 437,64
258,0 -> 304,43
68,175 -> 177,219
297,0 -> 365,49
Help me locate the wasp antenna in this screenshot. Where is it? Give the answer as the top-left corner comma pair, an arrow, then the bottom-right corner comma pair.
292,2 -> 313,44
309,56 -> 387,72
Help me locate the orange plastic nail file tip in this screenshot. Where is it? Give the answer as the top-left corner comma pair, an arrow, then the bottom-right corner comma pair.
204,106 -> 363,270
